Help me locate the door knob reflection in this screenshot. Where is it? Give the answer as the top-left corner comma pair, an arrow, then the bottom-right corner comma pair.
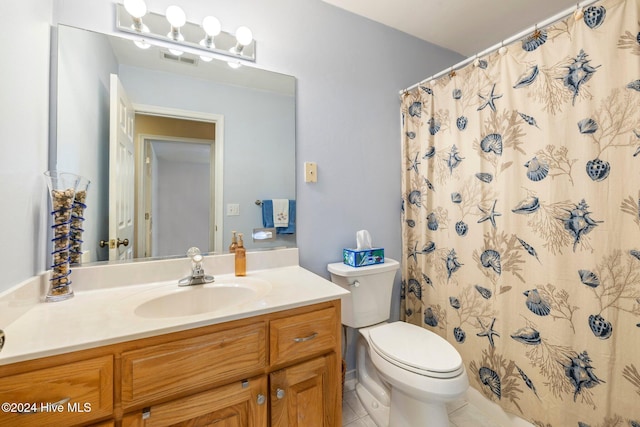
99,238 -> 130,248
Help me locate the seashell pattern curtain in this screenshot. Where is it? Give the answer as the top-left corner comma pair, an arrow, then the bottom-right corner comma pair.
400,0 -> 640,425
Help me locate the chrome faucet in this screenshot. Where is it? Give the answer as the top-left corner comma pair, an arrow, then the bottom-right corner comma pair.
179,247 -> 215,286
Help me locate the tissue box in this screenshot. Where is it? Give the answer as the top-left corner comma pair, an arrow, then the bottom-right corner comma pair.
343,248 -> 384,267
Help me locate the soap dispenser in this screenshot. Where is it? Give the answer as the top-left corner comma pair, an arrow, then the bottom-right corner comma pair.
235,233 -> 246,276
229,230 -> 238,253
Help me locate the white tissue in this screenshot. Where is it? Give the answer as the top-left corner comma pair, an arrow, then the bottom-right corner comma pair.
356,230 -> 372,250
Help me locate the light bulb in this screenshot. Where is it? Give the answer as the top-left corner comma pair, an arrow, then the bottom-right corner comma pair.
134,39 -> 151,49
166,5 -> 186,28
228,61 -> 242,69
124,0 -> 147,18
202,16 -> 221,37
235,26 -> 253,46
168,48 -> 184,56
200,55 -> 213,62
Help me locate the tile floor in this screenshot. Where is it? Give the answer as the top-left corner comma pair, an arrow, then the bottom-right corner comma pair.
342,387 -> 505,427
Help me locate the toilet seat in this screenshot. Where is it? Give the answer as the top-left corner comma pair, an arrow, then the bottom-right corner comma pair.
368,322 -> 464,379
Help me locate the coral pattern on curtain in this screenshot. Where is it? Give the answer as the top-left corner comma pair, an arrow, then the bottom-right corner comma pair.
400,0 -> 640,425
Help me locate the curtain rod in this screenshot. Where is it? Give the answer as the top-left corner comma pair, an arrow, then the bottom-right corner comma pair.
399,0 -> 602,95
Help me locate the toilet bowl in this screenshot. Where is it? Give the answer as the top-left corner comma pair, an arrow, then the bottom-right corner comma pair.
365,321 -> 468,426
328,259 -> 468,427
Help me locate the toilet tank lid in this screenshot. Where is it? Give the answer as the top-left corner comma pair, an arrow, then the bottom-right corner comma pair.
327,258 -> 399,277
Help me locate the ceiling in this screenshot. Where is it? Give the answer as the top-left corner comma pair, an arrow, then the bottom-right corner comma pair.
321,0 -> 586,56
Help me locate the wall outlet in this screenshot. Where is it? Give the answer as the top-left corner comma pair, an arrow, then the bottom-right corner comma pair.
304,161 -> 317,183
226,203 -> 240,216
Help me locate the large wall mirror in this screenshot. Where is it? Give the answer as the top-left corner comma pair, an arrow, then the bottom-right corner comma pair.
53,25 -> 296,264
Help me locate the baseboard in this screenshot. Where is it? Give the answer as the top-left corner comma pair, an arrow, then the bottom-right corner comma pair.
344,369 -> 356,391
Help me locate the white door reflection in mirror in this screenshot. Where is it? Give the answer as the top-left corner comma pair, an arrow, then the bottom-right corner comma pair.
109,74 -> 135,261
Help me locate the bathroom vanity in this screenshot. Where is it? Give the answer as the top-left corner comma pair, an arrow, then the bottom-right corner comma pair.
0,249 -> 347,427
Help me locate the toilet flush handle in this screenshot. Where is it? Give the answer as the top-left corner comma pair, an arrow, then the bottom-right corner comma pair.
350,280 -> 360,288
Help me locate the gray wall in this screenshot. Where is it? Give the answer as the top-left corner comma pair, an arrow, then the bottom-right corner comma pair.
153,144 -> 211,257
0,1 -> 53,291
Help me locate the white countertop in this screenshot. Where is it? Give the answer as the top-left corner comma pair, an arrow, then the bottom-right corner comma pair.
0,249 -> 348,365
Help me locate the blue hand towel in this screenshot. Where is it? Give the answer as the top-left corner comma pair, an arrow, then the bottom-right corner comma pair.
262,200 -> 296,234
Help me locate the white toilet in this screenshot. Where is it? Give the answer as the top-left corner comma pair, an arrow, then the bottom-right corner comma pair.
328,258 -> 469,427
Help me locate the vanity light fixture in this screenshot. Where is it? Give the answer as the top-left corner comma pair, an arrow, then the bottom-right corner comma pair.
116,1 -> 257,63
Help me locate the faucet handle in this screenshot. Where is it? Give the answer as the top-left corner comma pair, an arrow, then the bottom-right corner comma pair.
186,247 -> 202,259
187,247 -> 204,266
187,247 -> 204,276
178,247 -> 214,286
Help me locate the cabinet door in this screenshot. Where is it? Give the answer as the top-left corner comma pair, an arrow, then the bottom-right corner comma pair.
122,376 -> 267,427
270,354 -> 340,427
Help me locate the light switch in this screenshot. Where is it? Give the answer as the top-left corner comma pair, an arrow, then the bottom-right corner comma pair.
304,162 -> 317,183
227,203 -> 240,216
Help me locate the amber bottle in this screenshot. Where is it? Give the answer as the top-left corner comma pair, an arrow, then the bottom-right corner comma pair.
229,230 -> 238,253
235,233 -> 246,276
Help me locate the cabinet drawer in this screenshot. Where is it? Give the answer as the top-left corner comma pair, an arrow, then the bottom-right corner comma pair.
121,321 -> 266,408
270,307 -> 338,366
0,355 -> 114,427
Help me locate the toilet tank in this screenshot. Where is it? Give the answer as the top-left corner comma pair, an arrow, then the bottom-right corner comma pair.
327,258 -> 399,328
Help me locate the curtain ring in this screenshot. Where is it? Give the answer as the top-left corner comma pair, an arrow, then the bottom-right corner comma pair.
498,40 -> 507,56
574,3 -> 584,20
532,23 -> 543,41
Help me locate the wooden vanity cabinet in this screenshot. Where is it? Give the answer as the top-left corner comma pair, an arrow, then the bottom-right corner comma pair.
0,300 -> 341,427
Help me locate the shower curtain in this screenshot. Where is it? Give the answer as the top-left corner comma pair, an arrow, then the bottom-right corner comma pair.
400,0 -> 640,425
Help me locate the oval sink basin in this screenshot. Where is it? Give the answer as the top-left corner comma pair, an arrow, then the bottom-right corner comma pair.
134,278 -> 271,318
